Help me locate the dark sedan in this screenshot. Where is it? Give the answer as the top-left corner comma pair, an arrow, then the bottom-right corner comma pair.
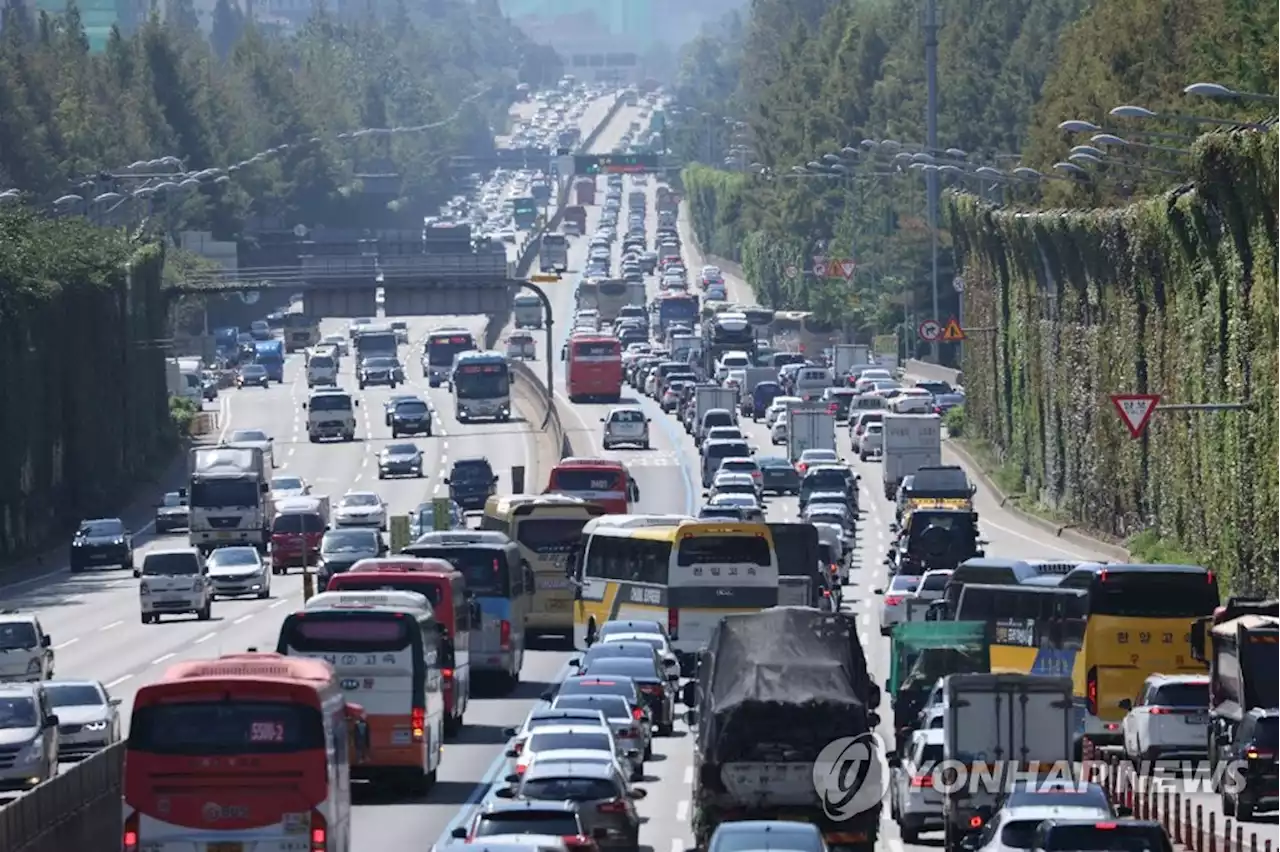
578,657 -> 677,736
756,455 -> 801,495
153,490 -> 188,534
390,399 -> 433,437
70,517 -> 133,573
378,443 -> 424,479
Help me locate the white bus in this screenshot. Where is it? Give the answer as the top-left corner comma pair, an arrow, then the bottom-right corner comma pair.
539,233 -> 569,272
452,350 -> 512,422
276,590 -> 445,793
570,515 -> 780,669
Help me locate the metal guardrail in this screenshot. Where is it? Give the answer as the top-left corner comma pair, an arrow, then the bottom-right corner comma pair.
0,742 -> 124,852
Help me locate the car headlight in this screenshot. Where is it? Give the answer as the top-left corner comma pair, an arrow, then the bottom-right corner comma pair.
140,581 -> 151,595
26,659 -> 42,674
19,739 -> 43,763
190,580 -> 202,592
84,720 -> 108,732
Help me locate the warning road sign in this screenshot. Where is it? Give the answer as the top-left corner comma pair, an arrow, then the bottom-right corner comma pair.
1111,394 -> 1161,439
918,319 -> 942,342
942,317 -> 966,342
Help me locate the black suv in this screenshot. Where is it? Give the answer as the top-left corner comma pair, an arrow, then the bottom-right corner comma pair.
445,457 -> 498,510
1220,708 -> 1278,821
889,507 -> 983,576
70,517 -> 133,573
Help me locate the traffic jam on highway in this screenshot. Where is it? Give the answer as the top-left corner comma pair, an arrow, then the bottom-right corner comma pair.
0,82 -> 1274,852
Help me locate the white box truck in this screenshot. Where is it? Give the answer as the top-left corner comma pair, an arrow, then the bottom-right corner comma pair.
786,406 -> 836,463
694,386 -> 739,445
940,673 -> 1075,849
188,446 -> 273,551
832,343 -> 872,379
882,413 -> 941,499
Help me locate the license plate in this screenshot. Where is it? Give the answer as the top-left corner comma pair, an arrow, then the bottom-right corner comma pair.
392,729 -> 412,745
208,844 -> 243,852
546,600 -> 569,611
214,531 -> 238,540
1186,713 -> 1208,724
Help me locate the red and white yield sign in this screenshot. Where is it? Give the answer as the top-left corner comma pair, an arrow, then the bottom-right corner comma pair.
1111,394 -> 1161,438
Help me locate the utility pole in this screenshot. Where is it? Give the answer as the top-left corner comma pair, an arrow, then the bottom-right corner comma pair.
923,0 -> 941,362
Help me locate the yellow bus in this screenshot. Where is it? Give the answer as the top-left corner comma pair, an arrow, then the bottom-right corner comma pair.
569,515 -> 780,670
952,583 -> 1088,676
1056,562 -> 1219,749
481,494 -> 605,640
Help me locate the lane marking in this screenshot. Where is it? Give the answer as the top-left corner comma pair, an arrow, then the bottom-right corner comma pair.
106,674 -> 131,688
683,766 -> 693,784
675,800 -> 689,822
100,620 -> 122,632
232,614 -> 253,625
269,599 -> 287,608
194,632 -> 217,644
54,638 -> 78,650
151,652 -> 175,665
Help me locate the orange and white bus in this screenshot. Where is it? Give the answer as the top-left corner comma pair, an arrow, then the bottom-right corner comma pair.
545,458 -> 640,515
565,336 -> 623,403
123,652 -> 366,852
277,590 -> 446,793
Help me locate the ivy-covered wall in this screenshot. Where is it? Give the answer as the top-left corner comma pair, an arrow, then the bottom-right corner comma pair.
0,212 -> 172,560
948,129 -> 1278,593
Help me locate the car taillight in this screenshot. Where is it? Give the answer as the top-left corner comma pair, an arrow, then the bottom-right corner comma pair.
598,799 -> 629,813
828,404 -> 838,414
668,608 -> 678,640
442,667 -> 454,680
1086,667 -> 1098,715
515,762 -> 528,775
911,774 -> 933,788
1148,707 -> 1171,715
640,684 -> 663,695
884,596 -> 903,606
969,816 -> 984,829
1246,749 -> 1274,759
123,812 -> 139,852
499,619 -> 511,650
829,563 -> 840,576
311,810 -> 328,851
412,707 -> 425,741
632,706 -> 644,720
562,835 -> 597,852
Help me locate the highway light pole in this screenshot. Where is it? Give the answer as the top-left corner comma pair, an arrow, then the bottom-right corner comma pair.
923,0 -> 941,363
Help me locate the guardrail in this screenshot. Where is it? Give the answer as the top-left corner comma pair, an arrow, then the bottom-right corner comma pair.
0,92 -> 627,852
510,359 -> 571,458
903,358 -> 963,385
1097,748 -> 1273,852
0,741 -> 124,852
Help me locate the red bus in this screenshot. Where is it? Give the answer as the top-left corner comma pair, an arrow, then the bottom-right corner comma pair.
277,590 -> 446,793
123,653 -> 366,852
565,336 -> 623,403
326,558 -> 473,734
546,458 -> 640,514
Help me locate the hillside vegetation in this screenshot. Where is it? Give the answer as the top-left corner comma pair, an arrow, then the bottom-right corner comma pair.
0,0 -> 560,233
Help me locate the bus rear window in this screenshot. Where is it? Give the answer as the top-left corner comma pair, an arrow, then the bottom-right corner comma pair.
551,470 -> 623,492
406,547 -> 508,597
327,578 -> 444,607
1088,572 -> 1219,618
676,536 -> 771,567
517,518 -> 591,554
130,701 -> 325,754
573,342 -> 619,358
285,615 -> 411,651
273,513 -> 326,534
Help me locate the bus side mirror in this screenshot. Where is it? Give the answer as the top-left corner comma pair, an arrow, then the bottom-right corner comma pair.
301,402 -> 307,409
354,399 -> 360,407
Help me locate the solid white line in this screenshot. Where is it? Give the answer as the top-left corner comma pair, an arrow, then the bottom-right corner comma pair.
233,614 -> 253,625
269,599 -> 287,609
54,638 -> 79,650
106,674 -> 132,688
683,766 -> 693,784
100,620 -> 122,631
194,632 -> 217,644
152,652 -> 175,665
670,840 -> 683,852
675,800 -> 689,821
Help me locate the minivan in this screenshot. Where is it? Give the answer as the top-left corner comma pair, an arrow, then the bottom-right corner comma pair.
137,548 -> 212,623
701,440 -> 753,488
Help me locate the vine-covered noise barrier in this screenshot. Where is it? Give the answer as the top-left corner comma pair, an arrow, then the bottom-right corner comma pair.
0,212 -> 172,561
946,129 -> 1277,594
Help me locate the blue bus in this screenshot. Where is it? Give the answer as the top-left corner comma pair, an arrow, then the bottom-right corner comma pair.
403,530 -> 532,689
254,339 -> 285,382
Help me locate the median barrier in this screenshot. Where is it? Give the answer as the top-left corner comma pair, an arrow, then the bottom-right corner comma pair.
0,89 -> 626,852
1097,748 -> 1271,852
510,359 -> 571,459
903,358 -> 963,386
0,741 -> 124,852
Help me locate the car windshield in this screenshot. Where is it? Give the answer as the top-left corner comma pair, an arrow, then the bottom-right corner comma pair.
710,825 -> 823,852
395,401 -> 428,415
0,623 -> 37,650
451,463 -> 492,482
80,519 -> 124,536
229,430 -> 268,442
474,813 -> 580,838
207,548 -> 259,568
386,444 -> 419,456
800,450 -> 838,462
142,553 -> 200,576
520,776 -> 620,801
162,493 -> 186,507
559,679 -> 635,701
44,684 -> 105,708
241,365 -> 265,376
0,698 -> 38,728
1004,782 -> 1111,812
528,731 -> 611,753
342,494 -> 379,507
272,477 -> 303,491
365,357 -> 396,368
321,530 -> 379,554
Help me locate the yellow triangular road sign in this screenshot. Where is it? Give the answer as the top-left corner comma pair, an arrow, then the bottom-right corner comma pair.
942,317 -> 965,342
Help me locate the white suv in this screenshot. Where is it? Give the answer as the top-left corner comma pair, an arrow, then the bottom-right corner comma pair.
138,548 -> 213,624
601,407 -> 650,450
0,614 -> 54,681
1121,673 -> 1211,762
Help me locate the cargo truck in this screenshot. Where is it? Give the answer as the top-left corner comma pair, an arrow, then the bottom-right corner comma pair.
832,343 -> 872,379
684,608 -> 881,852
693,386 -> 739,444
187,446 -> 273,552
562,205 -> 587,236
1191,597 -> 1279,783
574,178 -> 595,206
939,673 -> 1075,850
882,413 -> 942,500
786,406 -> 837,463
738,367 -> 778,416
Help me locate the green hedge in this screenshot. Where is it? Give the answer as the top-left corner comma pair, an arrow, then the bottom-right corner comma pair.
947,129 -> 1278,594
681,164 -> 752,262
0,212 -> 171,559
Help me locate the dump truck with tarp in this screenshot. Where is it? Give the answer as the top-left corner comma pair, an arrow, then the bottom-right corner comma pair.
888,621 -> 990,754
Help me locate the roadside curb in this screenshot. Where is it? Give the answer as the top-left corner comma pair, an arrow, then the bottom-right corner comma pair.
943,435 -> 1131,561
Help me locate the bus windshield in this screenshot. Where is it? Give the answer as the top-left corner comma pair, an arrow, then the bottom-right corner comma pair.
1087,571 -> 1219,617
516,518 -> 592,554
454,361 -> 510,399
130,701 -> 325,755
426,333 -> 475,367
405,546 -> 510,597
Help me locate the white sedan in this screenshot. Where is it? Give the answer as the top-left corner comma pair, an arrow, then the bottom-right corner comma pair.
333,491 -> 387,530
876,574 -> 923,635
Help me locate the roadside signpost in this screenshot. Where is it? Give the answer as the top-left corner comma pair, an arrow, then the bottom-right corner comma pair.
918,318 -> 942,342
1111,394 -> 1161,438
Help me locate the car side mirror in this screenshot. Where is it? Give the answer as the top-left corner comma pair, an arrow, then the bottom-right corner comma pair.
502,726 -> 518,737
494,787 -> 516,799
451,828 -> 468,840
1118,698 -> 1133,711
628,787 -> 648,800
442,478 -> 451,485
667,672 -> 679,682
40,635 -> 50,648
889,522 -> 899,532
132,569 -> 141,579
683,709 -> 698,726
504,748 -> 519,758
354,399 -> 360,407
873,588 -> 884,595
492,476 -> 499,484
1115,804 -> 1133,818
540,690 -> 555,703
680,681 -> 697,706
886,751 -> 901,769
45,714 -> 59,728
301,402 -> 307,409
625,749 -> 640,760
